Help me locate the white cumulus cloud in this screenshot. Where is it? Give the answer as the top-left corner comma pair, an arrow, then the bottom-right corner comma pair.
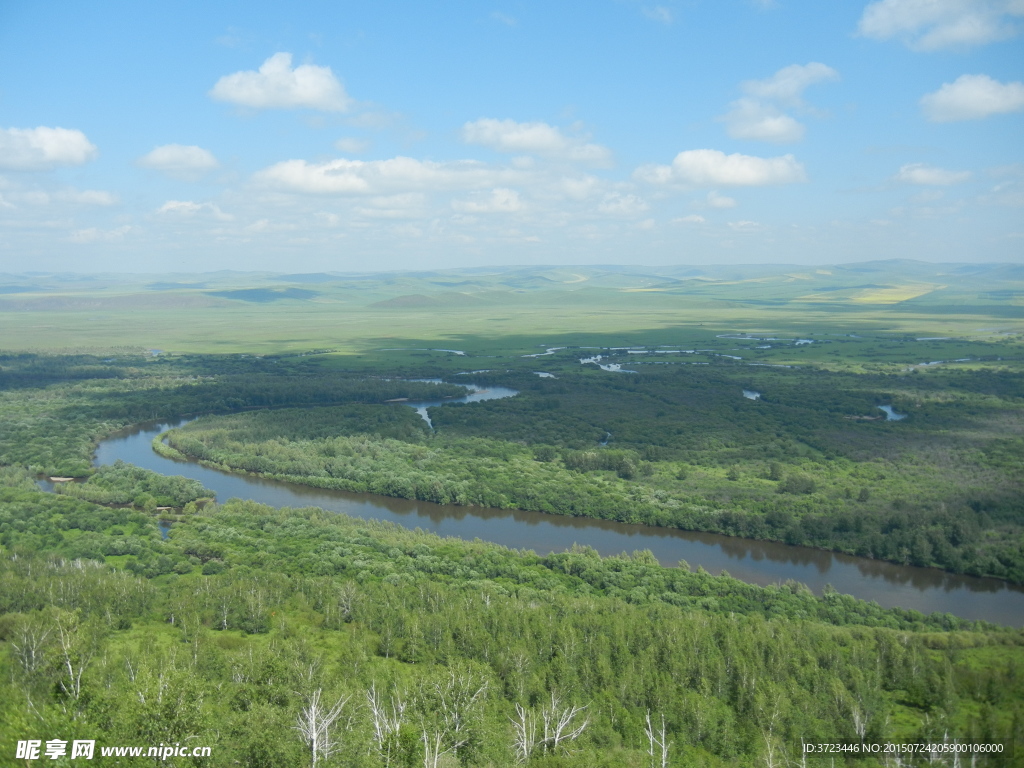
138,144 -> 219,176
598,193 -> 649,216
858,0 -> 1024,50
741,62 -> 840,105
210,52 -> 352,111
558,175 -> 602,200
69,225 -> 132,243
335,137 -> 370,154
355,193 -> 427,219
451,188 -> 523,213
895,163 -> 972,185
721,99 -> 806,143
728,220 -> 761,232
0,127 -> 97,170
255,156 -> 516,195
721,63 -> 838,143
636,149 -> 806,186
462,118 -> 612,165
920,74 -> 1024,121
157,200 -> 232,220
707,191 -> 738,208
0,187 -> 116,207
57,189 -> 117,206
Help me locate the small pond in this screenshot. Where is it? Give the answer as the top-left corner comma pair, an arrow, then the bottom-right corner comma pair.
878,405 -> 907,421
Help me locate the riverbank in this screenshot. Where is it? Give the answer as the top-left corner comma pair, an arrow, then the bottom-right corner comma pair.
92,417 -> 1024,625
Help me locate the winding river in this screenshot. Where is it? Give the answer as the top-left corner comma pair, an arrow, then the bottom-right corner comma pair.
85,388 -> 1024,626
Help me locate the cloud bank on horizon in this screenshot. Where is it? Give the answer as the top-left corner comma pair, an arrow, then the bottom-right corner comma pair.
0,0 -> 1020,272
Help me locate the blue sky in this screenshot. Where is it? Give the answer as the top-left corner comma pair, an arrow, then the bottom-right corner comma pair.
0,0 -> 1021,272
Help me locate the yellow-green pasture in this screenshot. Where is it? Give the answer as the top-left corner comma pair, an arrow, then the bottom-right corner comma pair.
1,263 -> 1021,370
1,287 -> 1021,357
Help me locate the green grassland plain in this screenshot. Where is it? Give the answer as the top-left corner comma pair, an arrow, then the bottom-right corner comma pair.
1,261 -> 1022,361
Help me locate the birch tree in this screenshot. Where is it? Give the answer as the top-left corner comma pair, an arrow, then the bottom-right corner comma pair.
294,689 -> 352,768
53,610 -> 102,703
511,692 -> 589,761
367,682 -> 406,767
419,671 -> 488,768
9,612 -> 52,680
541,693 -> 589,755
510,703 -> 538,764
645,710 -> 671,768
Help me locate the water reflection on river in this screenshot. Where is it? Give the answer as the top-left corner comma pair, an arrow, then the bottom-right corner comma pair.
91,415 -> 1024,626
402,384 -> 518,428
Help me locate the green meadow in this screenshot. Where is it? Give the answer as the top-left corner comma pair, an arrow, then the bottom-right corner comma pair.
1,261 -> 1021,357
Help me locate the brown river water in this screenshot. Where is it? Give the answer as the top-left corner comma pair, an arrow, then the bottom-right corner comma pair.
86,408 -> 1024,627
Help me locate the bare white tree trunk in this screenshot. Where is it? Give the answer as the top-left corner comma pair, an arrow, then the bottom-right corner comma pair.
510,703 -> 538,764
419,671 -> 488,767
54,612 -> 95,701
294,689 -> 351,768
434,671 -> 487,744
367,682 -> 406,767
10,617 -> 50,676
851,703 -> 868,743
540,693 -> 589,755
218,595 -> 230,631
421,729 -> 447,768
760,729 -> 785,768
644,710 -> 671,768
338,581 -> 358,622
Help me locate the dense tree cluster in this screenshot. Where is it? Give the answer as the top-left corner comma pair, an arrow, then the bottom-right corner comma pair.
0,352 -> 462,475
165,360 -> 1024,582
0,349 -> 1022,765
51,460 -> 213,508
0,483 -> 1019,766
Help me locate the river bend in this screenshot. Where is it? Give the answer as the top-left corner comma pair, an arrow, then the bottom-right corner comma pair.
84,392 -> 1024,626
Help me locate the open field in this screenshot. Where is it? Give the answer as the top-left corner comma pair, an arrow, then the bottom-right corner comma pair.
1,261 -> 1022,357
